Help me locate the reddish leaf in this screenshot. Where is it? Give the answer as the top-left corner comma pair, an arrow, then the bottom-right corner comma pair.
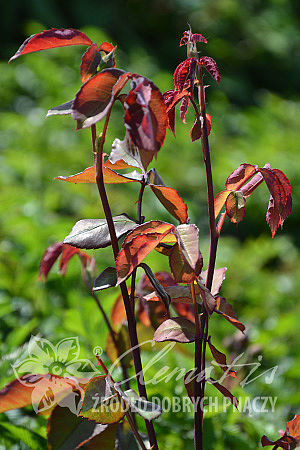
169,243 -> 202,284
99,42 -> 115,53
153,317 -> 195,343
214,191 -> 231,218
190,116 -> 202,141
116,222 -> 175,284
80,44 -> 102,83
199,56 -> 221,85
192,33 -> 208,44
261,435 -> 292,449
39,242 -> 64,280
266,195 -> 281,238
225,191 -> 246,224
122,221 -> 172,246
286,415 -> 300,440
259,168 -> 287,213
215,296 -> 245,332
9,28 -> 92,63
207,378 -> 238,409
173,58 -> 197,92
59,245 -> 90,276
72,69 -> 127,128
206,113 -> 213,135
176,224 -> 202,271
225,164 -> 257,191
179,97 -> 190,124
149,185 -> 188,224
111,294 -> 126,329
0,375 -> 85,414
124,77 -> 167,153
208,337 -> 237,377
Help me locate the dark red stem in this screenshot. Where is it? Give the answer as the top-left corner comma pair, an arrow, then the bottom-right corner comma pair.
92,123 -> 158,450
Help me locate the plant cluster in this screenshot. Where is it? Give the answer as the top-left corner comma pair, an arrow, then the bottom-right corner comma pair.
0,27 -> 297,449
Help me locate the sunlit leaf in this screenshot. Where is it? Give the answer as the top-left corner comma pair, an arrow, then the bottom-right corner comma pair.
9,28 -> 92,63
199,56 -> 221,85
80,44 -> 102,83
116,222 -> 175,284
215,296 -> 245,332
79,376 -> 125,424
64,215 -> 137,249
200,267 -> 227,296
153,317 -> 195,343
175,224 -> 202,271
225,163 -> 257,191
72,69 -> 127,128
214,191 -> 231,218
47,100 -> 74,117
124,76 -> 167,153
225,191 -> 246,224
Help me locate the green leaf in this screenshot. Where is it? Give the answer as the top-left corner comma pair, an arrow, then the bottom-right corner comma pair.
0,422 -> 46,450
153,317 -> 196,343
114,385 -> 162,421
93,267 -> 117,291
79,376 -> 125,424
64,214 -> 137,249
139,262 -> 171,309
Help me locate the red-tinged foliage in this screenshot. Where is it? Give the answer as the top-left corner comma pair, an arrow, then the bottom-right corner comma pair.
262,415 -> 300,449
225,163 -> 257,191
80,44 -> 102,83
98,42 -> 114,53
153,317 -> 196,343
225,191 -> 246,224
39,242 -> 64,280
206,113 -> 213,135
179,97 -> 190,124
214,191 -> 231,218
40,242 -> 91,280
190,116 -> 202,142
72,69 -> 127,128
208,337 -> 237,377
9,28 -> 92,63
180,30 -> 207,46
124,77 -> 167,153
169,243 -> 202,283
259,168 -> 288,212
111,294 -> 126,329
116,222 -> 175,284
0,375 -> 85,414
173,58 -> 197,92
199,56 -> 221,85
149,185 -> 188,224
59,245 -> 91,276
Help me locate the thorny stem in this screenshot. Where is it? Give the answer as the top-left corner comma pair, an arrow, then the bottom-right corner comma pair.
97,358 -> 147,450
92,123 -> 158,449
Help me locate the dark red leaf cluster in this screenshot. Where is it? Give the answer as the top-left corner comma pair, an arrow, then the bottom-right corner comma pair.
215,163 -> 292,236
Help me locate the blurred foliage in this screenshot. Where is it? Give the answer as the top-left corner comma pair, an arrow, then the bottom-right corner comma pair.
0,1 -> 300,448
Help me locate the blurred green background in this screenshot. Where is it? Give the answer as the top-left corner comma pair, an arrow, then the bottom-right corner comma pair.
0,0 -> 299,448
